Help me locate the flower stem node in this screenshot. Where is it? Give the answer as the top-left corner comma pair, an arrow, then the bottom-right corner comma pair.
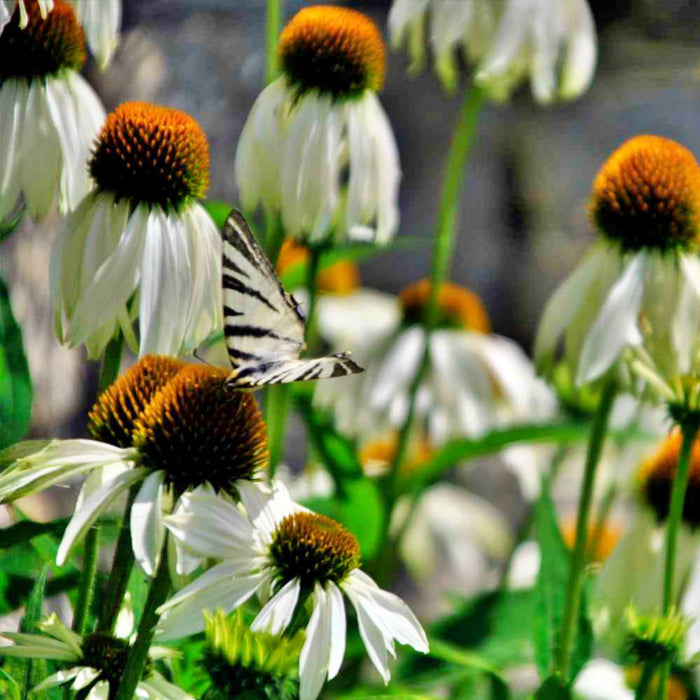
399,278 -> 491,332
592,135 -> 700,253
88,354 -> 185,448
271,512 -> 361,588
202,610 -> 301,700
625,606 -> 689,667
133,365 -> 268,495
89,102 -> 210,212
0,0 -> 85,82
279,6 -> 385,100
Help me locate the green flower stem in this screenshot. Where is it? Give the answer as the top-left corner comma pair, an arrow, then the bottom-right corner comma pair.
98,330 -> 124,393
265,0 -> 283,85
303,246 -> 322,351
387,84 -> 484,497
96,487 -> 138,634
634,660 -> 658,700
266,385 -> 290,479
554,378 -> 617,680
72,526 -> 99,635
264,210 -> 285,265
661,420 -> 699,614
115,539 -> 171,700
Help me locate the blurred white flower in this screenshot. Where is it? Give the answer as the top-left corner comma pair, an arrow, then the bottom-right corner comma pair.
0,359 -> 268,578
389,0 -> 597,102
235,6 -> 400,245
158,480 -> 428,700
574,659 -> 634,700
69,0 -> 121,69
0,612 -> 187,700
0,0 -> 104,221
535,135 -> 700,388
51,102 -> 222,358
314,279 -> 556,497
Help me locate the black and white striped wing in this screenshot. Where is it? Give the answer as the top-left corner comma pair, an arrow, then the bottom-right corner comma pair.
222,210 -> 305,368
225,353 -> 363,389
221,210 -> 364,389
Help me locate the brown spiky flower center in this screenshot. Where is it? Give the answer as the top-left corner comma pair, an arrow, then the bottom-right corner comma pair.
0,0 -> 86,82
81,633 -> 135,689
591,135 -> 700,253
88,355 -> 186,449
270,512 -> 360,587
132,365 -> 268,495
89,102 -> 210,212
400,278 -> 492,332
278,6 -> 385,100
638,429 -> 700,528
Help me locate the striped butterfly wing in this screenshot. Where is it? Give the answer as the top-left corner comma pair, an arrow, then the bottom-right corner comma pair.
222,210 -> 363,389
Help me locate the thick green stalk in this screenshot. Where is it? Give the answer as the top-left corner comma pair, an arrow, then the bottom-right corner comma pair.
264,210 -> 285,264
97,487 -> 138,634
114,541 -> 171,700
634,660 -> 658,700
555,379 -> 617,679
303,246 -> 322,350
266,0 -> 282,84
72,527 -> 99,634
387,84 -> 484,496
266,385 -> 290,479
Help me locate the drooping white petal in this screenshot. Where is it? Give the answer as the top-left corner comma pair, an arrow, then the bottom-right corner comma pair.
156,570 -> 266,641
251,577 -> 301,636
20,83 -> 61,220
71,0 -> 121,70
57,467 -> 148,566
31,667 -> 82,692
529,0 -> 563,104
327,583 -> 346,680
577,253 -> 647,384
0,635 -> 78,661
0,79 -> 28,220
387,0 -> 429,50
85,680 -> 110,699
560,0 -> 597,100
138,674 -> 196,700
299,583 -> 333,700
73,667 -> 101,691
131,470 -> 166,577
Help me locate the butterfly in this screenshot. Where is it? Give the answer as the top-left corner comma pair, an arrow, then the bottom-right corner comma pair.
221,209 -> 364,389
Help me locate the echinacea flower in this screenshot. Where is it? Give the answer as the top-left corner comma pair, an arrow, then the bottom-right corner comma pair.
69,0 -> 120,69
52,101 -> 222,358
0,0 -> 105,221
389,0 -> 597,102
157,481 -> 428,700
0,612 -> 190,700
535,135 -> 700,389
202,609 -> 303,700
235,6 -> 400,245
314,278 -> 555,496
0,356 -> 268,576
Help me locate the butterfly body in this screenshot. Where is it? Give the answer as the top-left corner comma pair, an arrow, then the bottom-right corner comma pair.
222,210 -> 363,389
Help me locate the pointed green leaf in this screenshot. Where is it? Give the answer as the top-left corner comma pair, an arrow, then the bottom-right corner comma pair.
0,275 -> 32,449
20,564 -> 49,700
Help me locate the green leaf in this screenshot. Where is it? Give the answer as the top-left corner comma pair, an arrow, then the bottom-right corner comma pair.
0,667 -> 20,700
0,519 -> 71,550
0,275 -> 32,449
202,199 -> 234,229
533,675 -> 572,699
20,564 -> 49,700
533,487 -> 592,681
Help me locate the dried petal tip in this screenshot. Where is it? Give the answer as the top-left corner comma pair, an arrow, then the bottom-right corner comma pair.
400,279 -> 491,332
0,0 -> 85,81
638,429 -> 700,528
271,512 -> 360,587
88,355 -> 186,449
89,102 -> 210,211
132,365 -> 268,494
591,135 -> 700,252
279,6 -> 385,99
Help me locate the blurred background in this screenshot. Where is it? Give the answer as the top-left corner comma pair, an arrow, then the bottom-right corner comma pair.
0,0 -> 698,556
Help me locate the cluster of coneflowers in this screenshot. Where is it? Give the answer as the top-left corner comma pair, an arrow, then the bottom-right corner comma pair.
3,0 -> 700,698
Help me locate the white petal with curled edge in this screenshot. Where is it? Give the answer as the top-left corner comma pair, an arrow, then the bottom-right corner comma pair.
156,571 -> 266,641
57,468 -> 148,566
577,253 -> 647,385
327,583 -> 346,680
251,577 -> 300,636
131,470 -> 166,577
299,584 -> 333,700
138,673 -> 196,700
32,667 -> 82,692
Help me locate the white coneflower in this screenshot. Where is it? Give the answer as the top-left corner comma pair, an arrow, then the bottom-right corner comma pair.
235,6 -> 400,245
158,481 -> 428,700
0,612 -> 189,700
535,135 -> 700,390
314,278 -> 555,496
0,0 -> 105,221
0,356 -> 269,577
389,0 -> 597,102
69,0 -> 120,69
52,101 -> 222,358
